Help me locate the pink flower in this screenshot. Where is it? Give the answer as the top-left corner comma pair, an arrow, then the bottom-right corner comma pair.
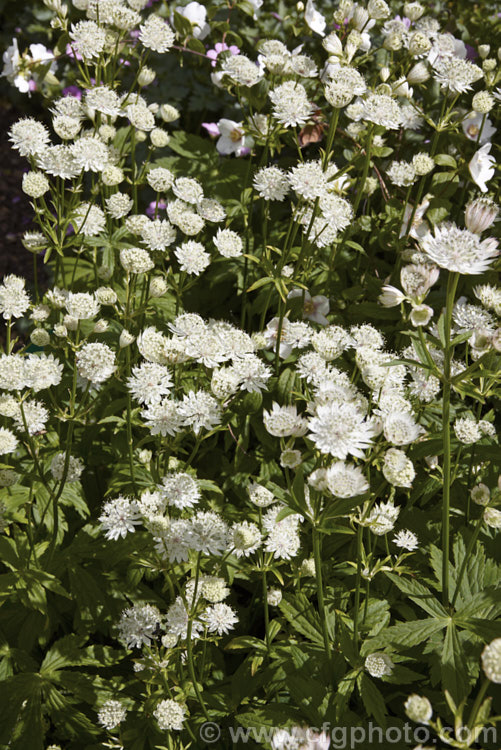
206,42 -> 240,68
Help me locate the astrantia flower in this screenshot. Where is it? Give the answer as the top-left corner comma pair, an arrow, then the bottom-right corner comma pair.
326,462 -> 368,498
197,198 -> 225,222
324,66 -> 366,107
484,508 -> 501,530
154,699 -> 187,731
76,343 -> 116,383
269,81 -> 313,128
265,526 -> 301,560
0,275 -> 30,319
454,416 -> 482,444
140,219 -> 177,251
85,86 -> 121,117
253,166 -> 290,201
50,453 -> 83,482
384,412 -> 422,445
405,694 -> 433,724
202,603 -> 238,636
66,292 -> 100,320
117,604 -> 162,648
97,700 -> 127,731
288,160 -> 327,200
365,653 -> 394,678
263,402 -> 308,438
72,203 -> 106,237
177,390 -> 221,434
99,496 -> 141,540
174,241 -> 210,275
308,401 -> 375,459
387,160 -> 417,187
365,501 -> 400,536
433,57 -> 483,93
393,529 -> 419,551
71,136 -> 109,173
147,166 -> 174,192
24,354 -> 63,391
481,639 -> 501,683
158,472 -> 200,510
141,398 -> 183,436
215,119 -> 253,156
191,511 -> 228,555
127,362 -> 173,405
69,20 -> 106,60
0,428 -> 18,455
139,15 -> 175,53
9,117 -> 50,157
221,54 -> 263,87
120,247 -> 154,274
420,223 -> 499,275
14,400 -> 49,435
231,521 -> 262,557
214,228 -> 243,258
360,93 -> 402,129
37,145 -> 79,180
106,193 -> 133,220
383,448 -> 415,487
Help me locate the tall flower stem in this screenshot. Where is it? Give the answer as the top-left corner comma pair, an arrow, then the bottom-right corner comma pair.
312,524 -> 331,664
441,271 -> 459,606
186,552 -> 211,722
352,522 -> 364,649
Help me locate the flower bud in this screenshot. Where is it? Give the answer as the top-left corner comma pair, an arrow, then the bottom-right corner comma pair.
22,172 -> 50,199
482,58 -> 496,71
149,277 -> 168,297
412,153 -> 434,176
54,324 -> 68,338
405,695 -> 433,724
323,32 -> 343,56
478,44 -> 490,59
30,329 -> 50,347
406,61 -> 430,84
138,449 -> 152,464
160,104 -> 180,123
267,588 -> 282,606
471,483 -> 490,506
138,66 -> 156,87
119,329 -> 135,348
410,304 -> 433,327
380,66 -> 390,82
403,2 -> 424,21
465,197 -> 499,234
351,6 -> 368,29
384,32 -> 403,51
368,0 -> 390,20
93,319 -> 109,333
472,90 -> 495,114
97,265 -> 113,281
300,558 -> 316,576
408,32 -> 432,56
150,128 -> 170,148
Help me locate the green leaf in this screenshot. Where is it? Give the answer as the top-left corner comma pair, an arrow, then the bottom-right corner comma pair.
357,673 -> 387,728
363,618 -> 448,652
434,154 -> 458,168
279,594 -> 324,645
441,622 -> 470,704
385,573 -> 448,618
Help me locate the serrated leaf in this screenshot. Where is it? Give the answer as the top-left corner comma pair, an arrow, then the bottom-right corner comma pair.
385,572 -> 447,618
442,622 -> 470,703
357,673 -> 387,728
279,594 -> 324,645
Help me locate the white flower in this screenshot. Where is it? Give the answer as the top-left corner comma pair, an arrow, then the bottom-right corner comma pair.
139,15 -> 175,53
158,472 -> 200,510
97,700 -> 127,731
420,223 -> 498,275
305,0 -> 326,36
393,529 -> 419,551
177,390 -> 222,434
326,462 -> 368,498
263,402 -> 308,437
365,652 -> 394,678
127,362 -> 173,405
175,2 -> 210,39
202,603 -> 238,635
154,699 -> 187,731
0,428 -> 18,455
469,143 -> 495,193
99,496 -> 141,541
174,241 -> 210,275
462,113 -> 496,144
481,639 -> 501,683
308,401 -> 375,459
0,275 -> 30,319
405,694 -> 433,724
76,343 -> 116,384
216,119 -> 253,156
118,604 -> 162,648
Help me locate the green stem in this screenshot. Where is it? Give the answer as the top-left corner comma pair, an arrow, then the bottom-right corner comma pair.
186,552 -> 211,722
467,677 -> 490,730
312,524 -> 332,664
441,271 -> 459,607
353,522 -> 363,649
